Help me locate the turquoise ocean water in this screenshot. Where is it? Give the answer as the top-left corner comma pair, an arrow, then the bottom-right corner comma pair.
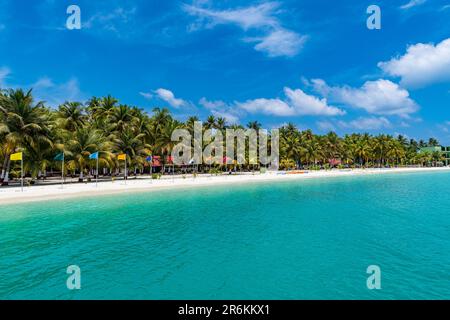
0,171 -> 449,299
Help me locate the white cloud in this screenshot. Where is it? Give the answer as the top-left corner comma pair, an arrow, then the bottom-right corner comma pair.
211,110 -> 240,124
311,79 -> 419,116
153,88 -> 187,108
0,68 -> 85,107
236,87 -> 345,117
32,77 -> 85,107
139,92 -> 153,99
83,7 -> 138,38
378,38 -> 450,88
284,87 -> 345,116
0,66 -> 11,87
184,2 -> 279,30
338,117 -> 391,130
199,97 -> 227,109
317,117 -> 392,132
316,120 -> 336,132
438,124 -> 449,133
184,2 -> 306,57
246,28 -> 307,58
400,0 -> 426,10
199,97 -> 241,124
237,98 -> 293,116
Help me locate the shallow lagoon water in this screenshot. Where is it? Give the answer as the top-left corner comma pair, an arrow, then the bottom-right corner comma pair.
1,171 -> 449,299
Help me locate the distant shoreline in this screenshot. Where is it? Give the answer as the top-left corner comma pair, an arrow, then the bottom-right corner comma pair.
1,167 -> 449,206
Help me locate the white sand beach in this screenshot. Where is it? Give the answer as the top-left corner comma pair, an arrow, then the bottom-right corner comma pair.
0,167 -> 449,205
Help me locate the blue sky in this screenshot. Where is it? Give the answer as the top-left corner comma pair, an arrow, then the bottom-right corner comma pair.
1,0 -> 450,143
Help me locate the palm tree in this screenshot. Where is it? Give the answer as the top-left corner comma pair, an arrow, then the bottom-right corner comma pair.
57,101 -> 86,132
154,118 -> 183,159
216,117 -> 227,131
353,136 -> 372,166
90,95 -> 118,119
427,138 -> 439,147
0,89 -> 51,184
1,85 -> 446,181
66,126 -> 112,181
108,105 -> 137,133
205,115 -> 216,130
112,127 -> 151,174
247,121 -> 262,131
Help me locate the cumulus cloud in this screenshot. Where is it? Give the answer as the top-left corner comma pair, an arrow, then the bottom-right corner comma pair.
311,79 -> 419,116
150,88 -> 187,108
184,2 -> 306,57
400,0 -> 426,10
199,97 -> 241,124
199,97 -> 227,110
236,87 -> 345,117
32,77 -> 85,107
378,38 -> 450,88
237,98 -> 293,116
284,87 -> 345,116
0,67 -> 85,107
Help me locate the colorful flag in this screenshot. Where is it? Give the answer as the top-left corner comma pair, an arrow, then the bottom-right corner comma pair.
10,152 -> 23,161
118,154 -> 127,161
54,153 -> 64,161
89,152 -> 99,160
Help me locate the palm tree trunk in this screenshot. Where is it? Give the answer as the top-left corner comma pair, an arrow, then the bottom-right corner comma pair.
2,158 -> 11,185
1,154 -> 9,180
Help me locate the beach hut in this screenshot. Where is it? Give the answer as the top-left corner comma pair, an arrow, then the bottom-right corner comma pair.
165,155 -> 175,175
151,156 -> 162,173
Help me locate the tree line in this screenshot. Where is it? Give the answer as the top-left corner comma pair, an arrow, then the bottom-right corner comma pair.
0,88 -> 444,184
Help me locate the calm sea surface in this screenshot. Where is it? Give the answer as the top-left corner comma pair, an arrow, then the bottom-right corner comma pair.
1,171 -> 449,299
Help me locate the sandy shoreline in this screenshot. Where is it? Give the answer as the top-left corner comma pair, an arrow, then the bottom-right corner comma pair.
0,167 -> 449,205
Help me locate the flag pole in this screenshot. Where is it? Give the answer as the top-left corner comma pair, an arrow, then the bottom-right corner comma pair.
96,156 -> 99,187
21,156 -> 23,192
124,157 -> 127,185
61,152 -> 64,189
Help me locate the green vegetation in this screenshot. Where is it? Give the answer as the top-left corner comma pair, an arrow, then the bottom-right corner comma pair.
278,124 -> 444,170
0,88 -> 445,185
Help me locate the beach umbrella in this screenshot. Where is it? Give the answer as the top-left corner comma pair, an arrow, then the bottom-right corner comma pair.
89,152 -> 99,187
10,152 -> 23,192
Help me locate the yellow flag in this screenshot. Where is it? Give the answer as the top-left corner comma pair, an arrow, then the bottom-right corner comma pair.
10,152 -> 23,161
117,154 -> 127,161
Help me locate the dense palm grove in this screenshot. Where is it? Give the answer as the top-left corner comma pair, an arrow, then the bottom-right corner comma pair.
0,88 -> 445,185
